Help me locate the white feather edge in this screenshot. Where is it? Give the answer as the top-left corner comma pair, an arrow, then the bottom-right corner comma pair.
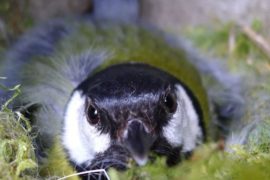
62,91 -> 111,164
163,84 -> 203,152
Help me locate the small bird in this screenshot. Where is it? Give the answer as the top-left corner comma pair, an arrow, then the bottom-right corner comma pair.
64,62 -> 206,170
0,0 -> 243,179
0,20 -> 209,179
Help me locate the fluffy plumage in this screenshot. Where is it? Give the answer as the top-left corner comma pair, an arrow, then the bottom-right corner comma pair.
0,19 -> 207,177
0,16 -> 243,180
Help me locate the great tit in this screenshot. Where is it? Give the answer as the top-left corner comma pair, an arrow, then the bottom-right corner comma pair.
0,1 -> 243,179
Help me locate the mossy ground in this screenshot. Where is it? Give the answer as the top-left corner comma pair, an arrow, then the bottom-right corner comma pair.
0,85 -> 37,180
1,20 -> 270,179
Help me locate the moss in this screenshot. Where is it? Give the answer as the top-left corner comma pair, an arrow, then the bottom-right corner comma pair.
246,119 -> 270,153
110,143 -> 270,180
0,85 -> 38,179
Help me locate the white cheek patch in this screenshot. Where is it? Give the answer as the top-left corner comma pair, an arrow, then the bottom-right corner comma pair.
62,91 -> 111,165
163,84 -> 203,152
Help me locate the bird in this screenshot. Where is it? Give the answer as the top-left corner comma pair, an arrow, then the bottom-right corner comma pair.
0,0 -> 243,179
0,20 -> 208,179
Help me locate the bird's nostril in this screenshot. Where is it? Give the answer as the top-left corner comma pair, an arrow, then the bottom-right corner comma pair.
128,120 -> 147,135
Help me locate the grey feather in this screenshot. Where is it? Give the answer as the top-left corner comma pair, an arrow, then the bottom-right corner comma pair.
0,20 -> 110,149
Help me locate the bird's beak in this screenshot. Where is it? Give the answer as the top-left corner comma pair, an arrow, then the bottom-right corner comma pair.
123,120 -> 156,166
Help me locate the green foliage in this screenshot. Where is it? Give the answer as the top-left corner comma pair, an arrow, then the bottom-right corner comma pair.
185,20 -> 268,62
251,19 -> 263,32
185,23 -> 232,57
0,84 -> 38,179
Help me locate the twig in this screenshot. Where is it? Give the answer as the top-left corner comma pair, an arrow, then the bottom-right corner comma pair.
57,169 -> 110,180
228,26 -> 236,55
241,25 -> 270,60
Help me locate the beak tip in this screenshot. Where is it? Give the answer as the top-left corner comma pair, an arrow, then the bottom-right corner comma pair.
133,156 -> 148,166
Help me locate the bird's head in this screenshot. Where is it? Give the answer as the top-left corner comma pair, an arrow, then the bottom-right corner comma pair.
62,63 -> 205,171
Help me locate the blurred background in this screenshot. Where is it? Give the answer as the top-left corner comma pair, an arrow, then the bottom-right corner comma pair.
0,0 -> 270,31
1,0 -> 270,36
1,0 -> 270,64
1,0 -> 270,31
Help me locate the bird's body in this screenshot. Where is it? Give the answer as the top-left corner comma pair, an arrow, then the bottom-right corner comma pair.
0,19 -> 213,179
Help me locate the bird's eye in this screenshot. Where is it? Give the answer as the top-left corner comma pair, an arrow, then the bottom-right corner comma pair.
164,93 -> 177,113
86,105 -> 100,125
